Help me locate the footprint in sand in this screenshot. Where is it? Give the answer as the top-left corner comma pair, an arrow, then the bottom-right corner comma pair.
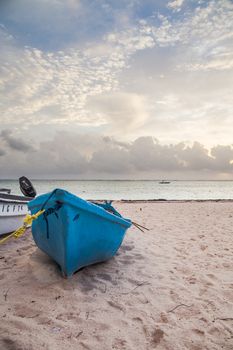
56,312 -> 81,321
187,276 -> 197,284
0,337 -> 21,350
208,326 -> 221,336
159,312 -> 169,324
96,273 -> 112,281
206,273 -> 217,280
192,329 -> 205,337
119,255 -> 134,265
107,300 -> 125,311
112,338 -> 128,349
14,304 -> 40,319
150,328 -> 164,347
121,244 -> 134,252
18,244 -> 33,251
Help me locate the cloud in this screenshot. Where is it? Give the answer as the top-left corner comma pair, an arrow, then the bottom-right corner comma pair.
0,129 -> 35,152
0,43 -> 120,126
86,92 -> 149,132
0,132 -> 233,179
0,7 -> 156,130
107,0 -> 233,72
180,142 -> 214,170
130,137 -> 184,171
90,145 -> 131,174
167,0 -> 184,12
211,145 -> 233,170
1,20 -> 154,129
0,0 -> 233,160
180,54 -> 233,71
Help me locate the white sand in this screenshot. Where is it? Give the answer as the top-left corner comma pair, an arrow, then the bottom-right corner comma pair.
0,201 -> 233,350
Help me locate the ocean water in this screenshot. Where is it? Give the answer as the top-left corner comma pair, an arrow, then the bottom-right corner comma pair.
0,180 -> 233,200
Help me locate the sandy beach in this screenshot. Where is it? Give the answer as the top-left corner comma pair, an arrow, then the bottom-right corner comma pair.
0,201 -> 233,350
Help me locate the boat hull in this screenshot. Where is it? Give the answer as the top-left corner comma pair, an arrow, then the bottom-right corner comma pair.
0,215 -> 26,236
28,189 -> 131,277
0,201 -> 29,235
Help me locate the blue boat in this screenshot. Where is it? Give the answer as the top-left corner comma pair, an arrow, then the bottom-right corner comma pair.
28,189 -> 131,277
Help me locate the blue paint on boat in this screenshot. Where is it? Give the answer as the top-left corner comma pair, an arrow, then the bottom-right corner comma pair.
28,189 -> 131,277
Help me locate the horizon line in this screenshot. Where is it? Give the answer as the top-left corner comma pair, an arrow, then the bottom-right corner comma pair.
0,179 -> 233,182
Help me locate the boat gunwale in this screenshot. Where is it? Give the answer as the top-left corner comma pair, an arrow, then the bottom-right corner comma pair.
0,213 -> 28,218
0,193 -> 32,203
0,200 -> 30,205
28,189 -> 131,228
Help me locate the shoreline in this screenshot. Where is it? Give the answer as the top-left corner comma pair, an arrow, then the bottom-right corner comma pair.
94,198 -> 233,203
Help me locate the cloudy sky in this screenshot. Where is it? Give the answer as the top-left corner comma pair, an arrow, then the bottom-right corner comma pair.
0,0 -> 233,179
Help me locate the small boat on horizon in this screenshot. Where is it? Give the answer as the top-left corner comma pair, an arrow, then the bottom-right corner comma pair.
159,180 -> 171,184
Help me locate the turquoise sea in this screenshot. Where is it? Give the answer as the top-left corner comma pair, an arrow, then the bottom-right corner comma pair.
0,180 -> 233,200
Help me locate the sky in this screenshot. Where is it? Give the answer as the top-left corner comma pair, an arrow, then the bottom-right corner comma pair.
0,0 -> 233,179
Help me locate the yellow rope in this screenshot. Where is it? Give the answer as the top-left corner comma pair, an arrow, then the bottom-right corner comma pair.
0,209 -> 45,244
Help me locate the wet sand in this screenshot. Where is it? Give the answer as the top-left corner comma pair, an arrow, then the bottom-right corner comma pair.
0,201 -> 233,349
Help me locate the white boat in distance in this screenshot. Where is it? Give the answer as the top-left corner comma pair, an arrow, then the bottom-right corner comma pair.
0,192 -> 31,236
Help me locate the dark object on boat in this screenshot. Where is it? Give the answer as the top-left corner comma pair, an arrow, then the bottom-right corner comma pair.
19,176 -> 37,198
0,188 -> 11,194
159,181 -> 170,184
